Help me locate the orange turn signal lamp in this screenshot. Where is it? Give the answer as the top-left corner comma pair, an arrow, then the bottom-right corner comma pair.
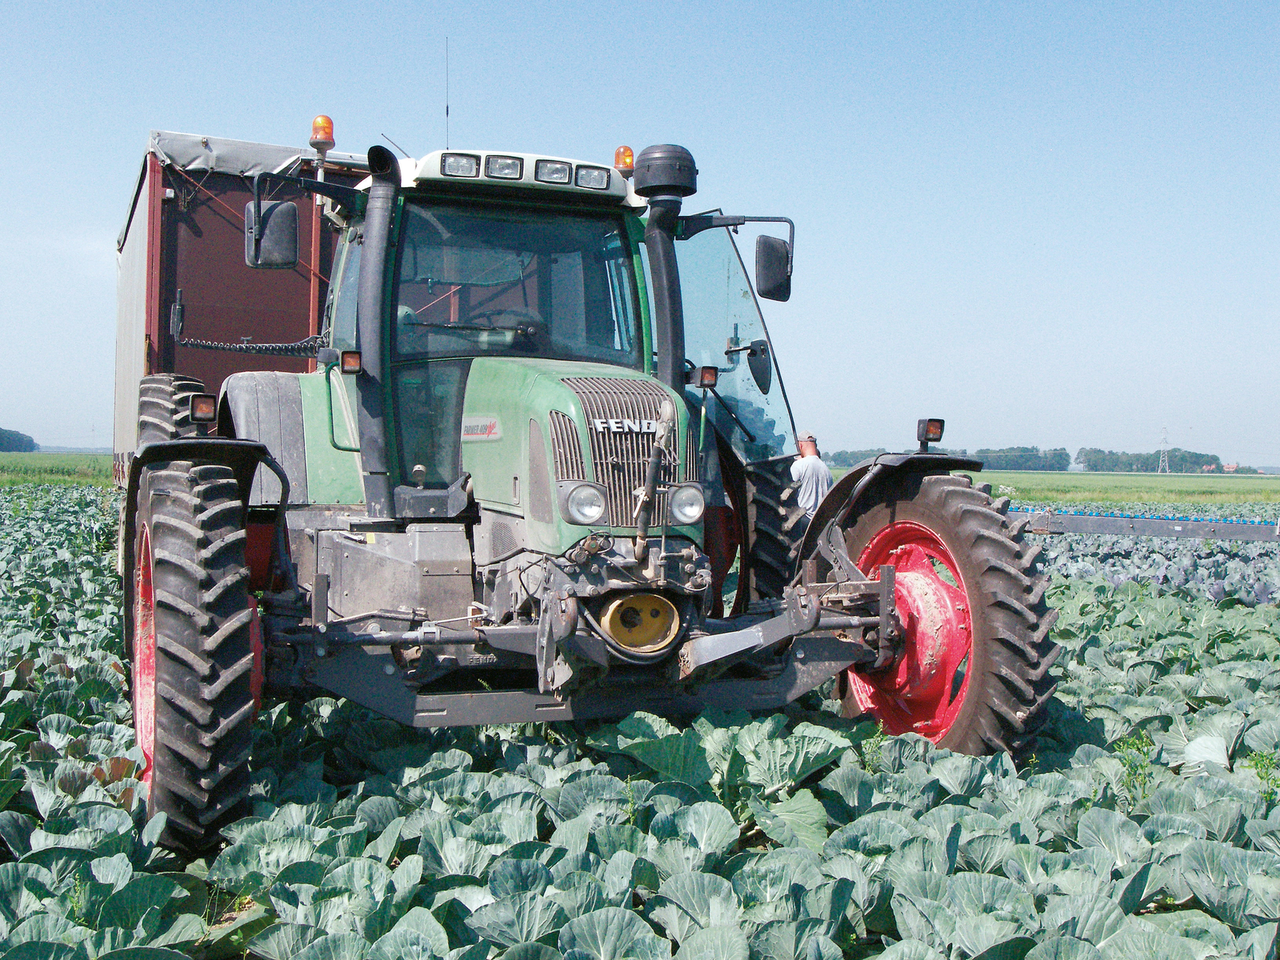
340,351 -> 362,374
917,418 -> 945,451
191,394 -> 217,423
685,366 -> 719,389
614,145 -> 635,180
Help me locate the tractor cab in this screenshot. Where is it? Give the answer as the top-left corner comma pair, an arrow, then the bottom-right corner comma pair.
311,145 -> 800,615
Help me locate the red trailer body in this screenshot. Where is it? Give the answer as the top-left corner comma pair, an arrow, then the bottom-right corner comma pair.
113,131 -> 367,484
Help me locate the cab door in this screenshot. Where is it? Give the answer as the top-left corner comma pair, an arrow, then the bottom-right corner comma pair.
676,223 -> 800,607
678,224 -> 796,465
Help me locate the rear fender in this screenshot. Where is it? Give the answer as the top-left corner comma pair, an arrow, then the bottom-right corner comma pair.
122,438 -> 291,656
795,452 -> 984,576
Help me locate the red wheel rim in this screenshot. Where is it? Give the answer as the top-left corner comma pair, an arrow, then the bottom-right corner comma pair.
133,526 -> 156,787
844,520 -> 972,741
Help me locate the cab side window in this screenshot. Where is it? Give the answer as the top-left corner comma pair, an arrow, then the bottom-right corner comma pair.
327,228 -> 362,352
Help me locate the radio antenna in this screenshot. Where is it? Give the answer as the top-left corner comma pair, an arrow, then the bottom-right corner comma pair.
445,37 -> 450,149
381,134 -> 412,159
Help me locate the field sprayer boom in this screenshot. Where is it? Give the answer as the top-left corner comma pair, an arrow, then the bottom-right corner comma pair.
1013,508 -> 1280,541
114,120 -> 1059,850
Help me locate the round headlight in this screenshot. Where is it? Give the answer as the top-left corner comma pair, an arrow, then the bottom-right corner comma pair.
566,484 -> 607,525
668,484 -> 705,525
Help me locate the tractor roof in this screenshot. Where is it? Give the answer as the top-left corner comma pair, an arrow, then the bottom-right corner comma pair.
406,149 -> 645,209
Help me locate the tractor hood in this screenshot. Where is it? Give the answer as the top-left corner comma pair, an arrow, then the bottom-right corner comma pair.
461,357 -> 699,559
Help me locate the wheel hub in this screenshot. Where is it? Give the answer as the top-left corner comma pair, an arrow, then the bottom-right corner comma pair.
845,521 -> 972,740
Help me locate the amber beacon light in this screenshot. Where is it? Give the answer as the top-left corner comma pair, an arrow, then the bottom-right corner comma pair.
310,115 -> 336,153
614,145 -> 635,179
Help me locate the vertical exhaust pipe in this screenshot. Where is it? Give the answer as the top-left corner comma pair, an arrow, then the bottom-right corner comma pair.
355,146 -> 401,518
633,145 -> 697,394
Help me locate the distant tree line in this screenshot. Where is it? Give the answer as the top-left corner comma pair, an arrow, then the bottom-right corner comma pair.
0,428 -> 37,452
825,448 -> 890,468
1074,448 -> 1227,473
973,447 -> 1071,471
825,445 -> 1070,471
824,447 -> 970,469
823,444 -> 1254,473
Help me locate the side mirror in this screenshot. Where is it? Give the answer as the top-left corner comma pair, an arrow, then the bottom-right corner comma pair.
244,200 -> 299,268
746,339 -> 772,395
755,235 -> 792,302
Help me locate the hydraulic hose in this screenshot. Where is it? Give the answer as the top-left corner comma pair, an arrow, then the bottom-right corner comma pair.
634,411 -> 674,562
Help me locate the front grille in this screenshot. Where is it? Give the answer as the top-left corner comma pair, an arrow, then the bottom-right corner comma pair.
558,377 -> 698,528
549,411 -> 586,480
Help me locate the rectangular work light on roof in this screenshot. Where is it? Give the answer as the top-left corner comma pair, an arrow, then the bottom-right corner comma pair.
485,156 -> 523,180
441,154 -> 480,178
535,160 -> 572,184
575,166 -> 611,190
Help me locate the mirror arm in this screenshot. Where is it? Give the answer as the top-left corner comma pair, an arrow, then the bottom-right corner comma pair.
725,339 -> 767,357
251,172 -> 366,234
677,214 -> 745,240
250,175 -> 264,263
677,215 -> 795,268
744,216 -> 795,272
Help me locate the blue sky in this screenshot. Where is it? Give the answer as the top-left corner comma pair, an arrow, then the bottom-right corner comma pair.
2,2 -> 1276,464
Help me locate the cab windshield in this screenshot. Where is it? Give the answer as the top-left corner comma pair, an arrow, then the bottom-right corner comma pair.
393,200 -> 643,368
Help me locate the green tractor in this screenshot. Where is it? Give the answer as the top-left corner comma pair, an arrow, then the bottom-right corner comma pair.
120,140 -> 1059,850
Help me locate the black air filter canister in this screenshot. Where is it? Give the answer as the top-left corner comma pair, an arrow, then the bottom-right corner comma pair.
633,144 -> 698,198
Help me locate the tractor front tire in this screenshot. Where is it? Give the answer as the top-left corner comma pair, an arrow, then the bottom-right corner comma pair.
138,374 -> 206,446
838,473 -> 1060,755
132,461 -> 254,852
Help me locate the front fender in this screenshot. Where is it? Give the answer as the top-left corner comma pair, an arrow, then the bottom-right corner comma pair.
795,452 -> 983,574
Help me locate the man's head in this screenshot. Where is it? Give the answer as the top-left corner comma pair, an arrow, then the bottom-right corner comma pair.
797,432 -> 819,457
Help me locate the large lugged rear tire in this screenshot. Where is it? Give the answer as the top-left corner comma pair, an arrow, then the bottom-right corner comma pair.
838,473 -> 1060,755
744,458 -> 807,601
132,461 -> 254,851
138,375 -> 206,446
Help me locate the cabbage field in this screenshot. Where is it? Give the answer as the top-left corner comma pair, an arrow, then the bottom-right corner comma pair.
4,484 -> 1280,960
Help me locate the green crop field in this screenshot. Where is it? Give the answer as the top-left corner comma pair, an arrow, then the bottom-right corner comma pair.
0,451 -> 113,487
2,482 -> 1280,958
979,469 -> 1280,505
829,467 -> 1280,505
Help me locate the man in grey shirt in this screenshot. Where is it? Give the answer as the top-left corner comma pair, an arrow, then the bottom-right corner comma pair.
790,432 -> 833,524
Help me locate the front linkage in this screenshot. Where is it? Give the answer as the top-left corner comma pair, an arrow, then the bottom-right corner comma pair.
262,534 -> 899,729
